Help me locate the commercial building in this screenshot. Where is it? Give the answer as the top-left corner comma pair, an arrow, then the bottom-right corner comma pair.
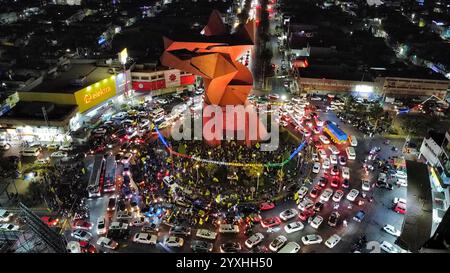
131,65 -> 197,96
0,62 -> 130,143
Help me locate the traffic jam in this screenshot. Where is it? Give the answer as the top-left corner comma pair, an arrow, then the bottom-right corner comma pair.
34,90 -> 407,253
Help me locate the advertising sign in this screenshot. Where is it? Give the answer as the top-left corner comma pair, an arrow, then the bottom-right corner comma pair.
74,76 -> 117,113
164,69 -> 181,88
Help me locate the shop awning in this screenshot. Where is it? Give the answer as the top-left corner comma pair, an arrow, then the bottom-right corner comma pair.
395,160 -> 433,252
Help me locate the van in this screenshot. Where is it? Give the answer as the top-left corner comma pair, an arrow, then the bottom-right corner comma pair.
346,147 -> 356,160
278,241 -> 301,253
20,147 -> 40,157
348,135 -> 358,147
218,224 -> 239,234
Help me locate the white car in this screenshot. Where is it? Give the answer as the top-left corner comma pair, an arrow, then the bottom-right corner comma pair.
133,233 -> 157,245
342,167 -> 350,179
320,188 -> 333,202
380,241 -> 399,253
71,229 -> 93,241
322,158 -> 331,169
310,215 -> 323,229
297,186 -> 309,200
284,221 -> 304,233
325,234 -> 341,248
330,154 -> 338,164
328,145 -> 340,155
383,224 -> 401,237
96,237 -> 118,250
245,233 -> 264,248
219,224 -> 239,233
278,242 -> 301,253
269,235 -> 287,252
301,234 -> 323,245
298,198 -> 314,211
395,171 -> 407,179
0,223 -> 19,231
311,96 -> 322,101
395,177 -> 407,187
50,151 -> 68,158
164,236 -> 184,247
319,149 -> 327,159
196,229 -> 217,240
346,189 -> 359,202
362,180 -> 371,191
96,217 -> 106,235
156,98 -> 168,105
280,208 -> 298,221
332,190 -> 344,202
312,162 -> 321,174
319,135 -> 330,145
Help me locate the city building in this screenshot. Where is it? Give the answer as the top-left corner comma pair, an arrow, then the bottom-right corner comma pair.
0,61 -> 130,143
418,129 -> 450,233
131,65 -> 197,96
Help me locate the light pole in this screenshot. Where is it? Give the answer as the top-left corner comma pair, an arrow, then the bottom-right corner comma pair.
256,172 -> 260,197
195,164 -> 199,183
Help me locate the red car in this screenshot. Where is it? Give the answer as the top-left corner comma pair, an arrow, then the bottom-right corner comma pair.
298,209 -> 314,221
260,202 -> 275,211
309,186 -> 322,199
331,179 -> 340,188
72,220 -> 93,230
41,216 -> 59,227
261,217 -> 281,228
79,241 -> 97,253
394,201 -> 406,214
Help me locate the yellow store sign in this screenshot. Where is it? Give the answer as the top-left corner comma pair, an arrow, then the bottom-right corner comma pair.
74,76 -> 117,113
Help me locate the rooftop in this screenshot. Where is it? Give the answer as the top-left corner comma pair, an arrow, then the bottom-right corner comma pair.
30,63 -> 112,94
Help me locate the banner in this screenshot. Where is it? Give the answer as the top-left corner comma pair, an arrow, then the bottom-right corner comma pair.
164,69 -> 181,88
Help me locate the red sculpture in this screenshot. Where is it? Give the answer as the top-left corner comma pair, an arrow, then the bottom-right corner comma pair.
160,10 -> 255,106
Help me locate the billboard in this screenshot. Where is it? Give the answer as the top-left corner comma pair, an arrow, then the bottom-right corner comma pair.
74,76 -> 117,113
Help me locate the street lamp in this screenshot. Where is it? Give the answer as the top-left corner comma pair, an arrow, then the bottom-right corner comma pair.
256,172 -> 260,196
195,164 -> 199,182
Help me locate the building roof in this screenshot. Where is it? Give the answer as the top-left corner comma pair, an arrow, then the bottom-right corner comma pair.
0,101 -> 77,127
395,160 -> 433,252
30,63 -> 112,94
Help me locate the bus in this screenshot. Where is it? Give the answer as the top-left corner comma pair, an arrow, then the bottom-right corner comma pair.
103,155 -> 117,193
87,154 -> 105,198
323,122 -> 347,144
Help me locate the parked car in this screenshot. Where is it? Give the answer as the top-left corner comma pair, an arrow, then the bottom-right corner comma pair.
310,215 -> 323,229
284,221 -> 304,233
279,208 -> 298,221
326,211 -> 339,228
220,242 -> 242,253
71,229 -> 93,241
96,237 -> 118,250
325,234 -> 342,248
383,224 -> 401,237
301,234 -> 323,245
133,233 -> 157,245
191,240 -> 213,252
269,235 -> 287,252
164,236 -> 184,248
245,233 -> 264,248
